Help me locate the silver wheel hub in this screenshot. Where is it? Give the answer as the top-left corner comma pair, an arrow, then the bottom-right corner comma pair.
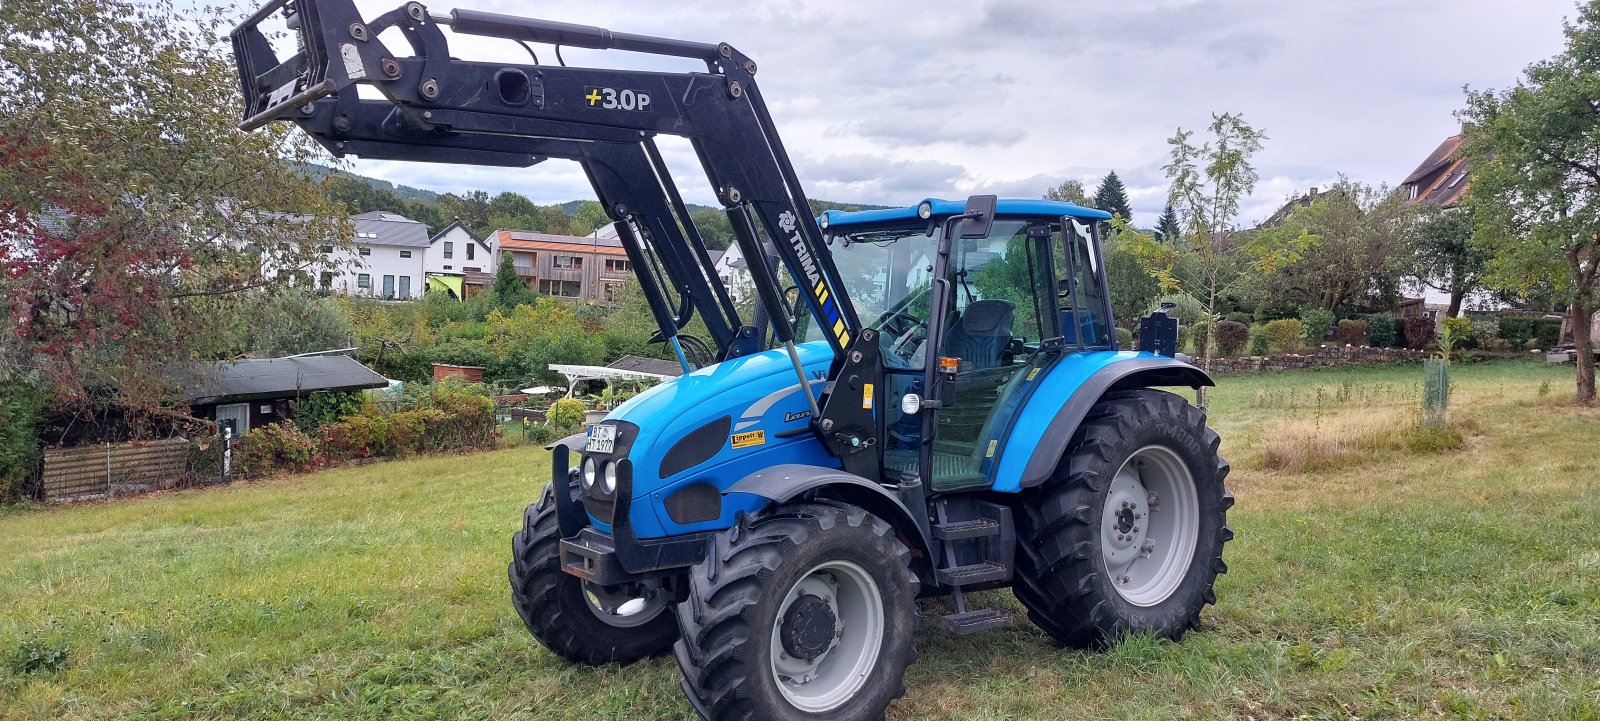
1100,445 -> 1200,607
769,560 -> 883,713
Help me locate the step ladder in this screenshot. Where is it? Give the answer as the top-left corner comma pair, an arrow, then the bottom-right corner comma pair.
930,499 -> 1015,635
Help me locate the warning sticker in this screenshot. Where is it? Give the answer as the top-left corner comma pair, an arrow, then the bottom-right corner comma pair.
731,430 -> 766,449
1026,367 -> 1041,381
862,382 -> 875,410
985,439 -> 998,458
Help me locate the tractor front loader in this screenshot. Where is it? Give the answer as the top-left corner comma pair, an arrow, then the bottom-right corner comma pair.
231,3 -> 1234,719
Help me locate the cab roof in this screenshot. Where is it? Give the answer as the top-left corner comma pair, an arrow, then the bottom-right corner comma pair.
818,198 -> 1113,230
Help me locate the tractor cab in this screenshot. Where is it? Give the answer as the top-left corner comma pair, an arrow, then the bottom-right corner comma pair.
815,199 -> 1114,492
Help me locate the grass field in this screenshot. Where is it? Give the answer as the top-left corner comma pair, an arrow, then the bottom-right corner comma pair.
2,360 -> 1597,720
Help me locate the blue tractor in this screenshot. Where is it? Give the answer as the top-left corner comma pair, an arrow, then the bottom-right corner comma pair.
233,4 -> 1232,719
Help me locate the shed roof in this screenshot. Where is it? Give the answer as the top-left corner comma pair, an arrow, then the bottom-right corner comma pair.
607,355 -> 686,377
180,356 -> 389,404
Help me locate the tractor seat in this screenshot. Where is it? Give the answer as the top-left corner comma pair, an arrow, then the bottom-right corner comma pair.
943,299 -> 1016,370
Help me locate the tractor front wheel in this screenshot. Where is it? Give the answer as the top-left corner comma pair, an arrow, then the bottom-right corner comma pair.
1014,389 -> 1233,648
674,502 -> 919,721
508,483 -> 679,665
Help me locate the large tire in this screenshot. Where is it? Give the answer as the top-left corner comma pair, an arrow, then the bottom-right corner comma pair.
1014,388 -> 1233,648
508,483 -> 678,665
674,502 -> 919,721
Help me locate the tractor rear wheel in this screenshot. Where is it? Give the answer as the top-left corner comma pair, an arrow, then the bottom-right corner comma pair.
1014,389 -> 1233,648
508,483 -> 678,665
674,502 -> 919,721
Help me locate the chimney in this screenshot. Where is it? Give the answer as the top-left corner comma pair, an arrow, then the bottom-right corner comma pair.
1310,187 -> 1319,198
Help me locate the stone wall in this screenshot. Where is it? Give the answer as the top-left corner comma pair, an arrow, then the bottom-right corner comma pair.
1206,346 -> 1429,375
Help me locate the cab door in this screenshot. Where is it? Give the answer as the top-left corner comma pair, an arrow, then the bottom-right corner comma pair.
924,218 -> 1060,491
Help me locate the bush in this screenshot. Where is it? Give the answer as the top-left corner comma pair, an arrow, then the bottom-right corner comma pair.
1264,318 -> 1306,354
1498,316 -> 1564,349
523,421 -> 557,446
1214,320 -> 1250,356
1334,319 -> 1369,346
1223,312 -> 1254,327
1442,316 -> 1474,351
0,380 -> 43,502
234,422 -> 317,474
1298,308 -> 1336,347
549,398 -> 587,436
1249,324 -> 1270,355
320,413 -> 391,461
1115,327 -> 1134,349
1402,317 -> 1436,349
1469,319 -> 1500,350
1367,314 -> 1397,348
292,390 -> 366,434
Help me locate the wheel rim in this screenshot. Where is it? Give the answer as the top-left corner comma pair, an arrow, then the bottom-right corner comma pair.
583,582 -> 666,628
1100,445 -> 1200,607
768,560 -> 884,713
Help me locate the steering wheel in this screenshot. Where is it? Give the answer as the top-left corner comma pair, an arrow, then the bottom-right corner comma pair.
876,308 -> 929,363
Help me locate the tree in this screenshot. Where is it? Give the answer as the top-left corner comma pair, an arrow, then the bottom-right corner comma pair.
1253,180 -> 1419,314
0,0 -> 344,415
1102,231 -> 1162,330
236,290 -> 354,358
1155,205 -> 1182,244
490,253 -> 538,309
1414,207 -> 1492,317
1093,171 -> 1133,223
1125,113 -> 1302,388
1044,179 -> 1091,206
1460,2 -> 1600,403
689,207 -> 736,250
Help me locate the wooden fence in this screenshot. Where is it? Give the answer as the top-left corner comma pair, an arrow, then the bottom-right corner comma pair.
41,438 -> 197,502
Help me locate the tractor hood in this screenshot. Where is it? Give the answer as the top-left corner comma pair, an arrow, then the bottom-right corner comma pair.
592,340 -> 840,537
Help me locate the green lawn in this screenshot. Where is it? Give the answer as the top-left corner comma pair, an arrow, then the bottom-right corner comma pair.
2,360 -> 1597,720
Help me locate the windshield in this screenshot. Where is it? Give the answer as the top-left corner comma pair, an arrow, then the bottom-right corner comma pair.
803,224 -> 938,367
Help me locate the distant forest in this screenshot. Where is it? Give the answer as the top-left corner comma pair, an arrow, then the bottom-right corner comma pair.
305,163 -> 887,250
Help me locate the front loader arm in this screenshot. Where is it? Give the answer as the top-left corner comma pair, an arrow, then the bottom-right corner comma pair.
233,1 -> 882,470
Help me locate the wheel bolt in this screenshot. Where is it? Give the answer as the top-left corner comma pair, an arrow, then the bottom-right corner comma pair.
1133,526 -> 1139,532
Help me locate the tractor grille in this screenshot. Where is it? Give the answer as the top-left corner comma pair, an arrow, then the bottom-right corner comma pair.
663,482 -> 722,525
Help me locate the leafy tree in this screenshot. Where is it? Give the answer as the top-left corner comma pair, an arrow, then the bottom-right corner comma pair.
1414,207 -> 1492,317
1252,180 -> 1419,314
1102,230 -> 1162,330
438,190 -> 494,236
689,207 -> 736,250
0,0 -> 344,415
490,252 -> 538,309
1044,179 -> 1091,206
1093,171 -> 1133,223
236,290 -> 354,358
1461,2 -> 1600,402
1155,205 -> 1182,243
1125,113 -> 1303,385
572,201 -> 612,236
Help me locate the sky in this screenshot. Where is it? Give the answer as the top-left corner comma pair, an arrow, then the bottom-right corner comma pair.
331,0 -> 1578,227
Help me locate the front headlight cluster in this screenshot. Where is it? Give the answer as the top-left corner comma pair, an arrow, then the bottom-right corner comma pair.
581,456 -> 618,493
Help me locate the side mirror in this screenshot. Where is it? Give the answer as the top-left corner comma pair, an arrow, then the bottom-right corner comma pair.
958,195 -> 998,239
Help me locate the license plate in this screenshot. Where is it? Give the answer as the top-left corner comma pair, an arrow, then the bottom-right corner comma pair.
585,424 -> 616,453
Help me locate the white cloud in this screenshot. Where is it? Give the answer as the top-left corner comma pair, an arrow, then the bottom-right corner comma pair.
336,0 -> 1573,226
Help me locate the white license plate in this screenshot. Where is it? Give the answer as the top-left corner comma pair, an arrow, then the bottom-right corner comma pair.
585,425 -> 616,453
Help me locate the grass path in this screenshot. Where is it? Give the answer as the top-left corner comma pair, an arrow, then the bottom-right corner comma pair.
2,360 -> 1597,720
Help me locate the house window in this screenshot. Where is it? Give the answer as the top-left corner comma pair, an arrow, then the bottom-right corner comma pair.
357,273 -> 371,288
444,265 -> 453,270
444,241 -> 454,259
356,231 -> 378,239
553,255 -> 582,269
382,275 -> 395,298
463,267 -> 481,273
605,258 -> 631,273
359,247 -> 371,256
319,271 -> 333,289
399,250 -> 412,258
466,243 -> 475,260
399,276 -> 411,299
603,282 -> 622,303
319,244 -> 333,254
539,279 -> 582,297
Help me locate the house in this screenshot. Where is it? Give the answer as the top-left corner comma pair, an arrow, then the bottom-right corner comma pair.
424,220 -> 498,299
179,355 -> 389,436
492,228 -> 635,304
711,245 -> 752,302
1402,135 -> 1470,208
1259,186 -> 1344,228
320,211 -> 429,298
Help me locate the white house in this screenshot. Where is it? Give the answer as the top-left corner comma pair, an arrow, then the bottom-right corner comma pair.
711,244 -> 751,303
320,211 -> 428,299
425,220 -> 497,298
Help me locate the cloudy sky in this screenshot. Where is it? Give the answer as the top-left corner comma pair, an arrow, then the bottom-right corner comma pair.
337,0 -> 1576,226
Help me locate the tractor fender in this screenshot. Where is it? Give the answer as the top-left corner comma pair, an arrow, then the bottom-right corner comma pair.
1015,357 -> 1213,491
724,464 -> 931,557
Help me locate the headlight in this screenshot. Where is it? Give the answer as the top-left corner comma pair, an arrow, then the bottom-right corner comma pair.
581,457 -> 597,488
602,462 -> 618,493
917,200 -> 933,219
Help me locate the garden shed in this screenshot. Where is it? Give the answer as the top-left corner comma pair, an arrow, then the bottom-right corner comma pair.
180,356 -> 389,436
